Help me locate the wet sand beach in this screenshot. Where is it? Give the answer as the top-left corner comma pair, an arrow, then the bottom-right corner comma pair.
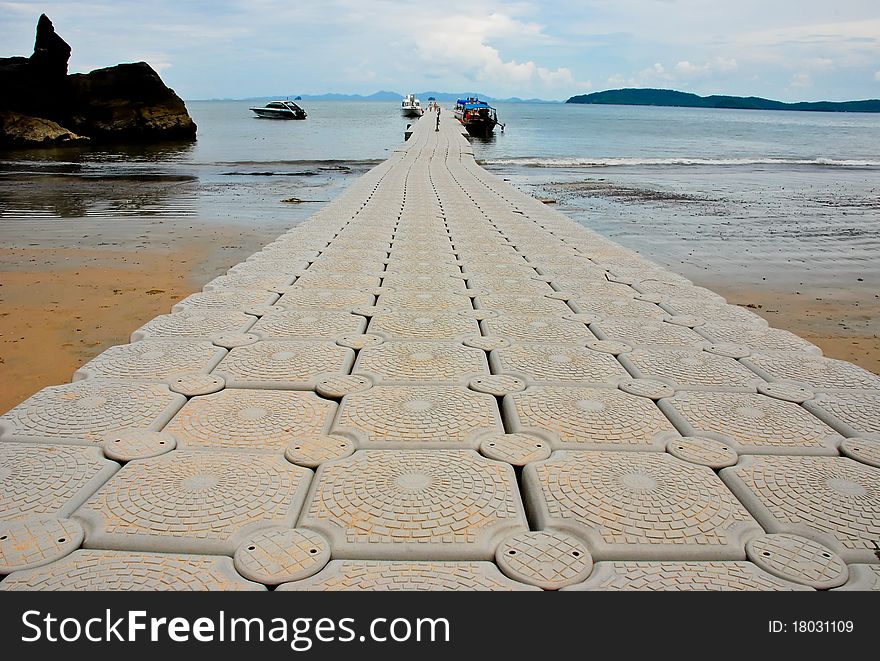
487,162 -> 880,374
0,162 -> 366,413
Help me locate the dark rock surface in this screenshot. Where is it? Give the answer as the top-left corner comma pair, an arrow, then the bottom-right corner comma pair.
0,111 -> 89,148
66,63 -> 197,142
0,14 -> 196,149
30,14 -> 71,78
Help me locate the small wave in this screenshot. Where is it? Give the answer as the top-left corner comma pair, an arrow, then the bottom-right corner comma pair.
481,156 -> 880,168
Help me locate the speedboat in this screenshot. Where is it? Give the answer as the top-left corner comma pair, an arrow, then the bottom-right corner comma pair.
453,97 -> 501,136
250,100 -> 307,120
401,93 -> 424,117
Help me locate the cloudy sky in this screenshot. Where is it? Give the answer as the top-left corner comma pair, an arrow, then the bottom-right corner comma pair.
2,0 -> 878,101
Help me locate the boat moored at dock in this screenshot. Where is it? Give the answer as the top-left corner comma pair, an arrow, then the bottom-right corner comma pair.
401,93 -> 424,117
453,97 -> 501,136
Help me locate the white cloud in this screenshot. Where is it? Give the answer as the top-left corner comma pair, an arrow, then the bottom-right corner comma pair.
637,62 -> 671,82
675,57 -> 738,76
874,70 -> 880,81
411,12 -> 584,94
790,71 -> 813,87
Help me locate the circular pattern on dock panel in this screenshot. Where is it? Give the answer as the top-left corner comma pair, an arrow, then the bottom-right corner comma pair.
721,455 -> 880,562
624,348 -> 761,391
211,332 -> 260,349
468,375 -> 526,396
102,430 -> 177,462
234,528 -> 330,585
215,340 -> 354,390
165,372 -> 226,397
285,435 -> 355,468
698,322 -> 822,355
479,433 -> 551,466
666,437 -> 738,469
294,273 -> 382,291
0,550 -> 264,591
744,353 -> 880,391
463,336 -> 511,351
523,451 -> 761,560
496,531 -> 592,590
202,273 -> 293,292
591,318 -> 707,348
75,451 -> 312,554
276,288 -> 375,311
805,391 -> 880,436
483,315 -> 593,344
663,300 -> 767,327
838,438 -> 880,468
351,305 -> 393,318
467,276 -> 552,295
376,290 -> 473,311
585,340 -> 632,355
661,391 -> 840,454
251,310 -> 366,340
315,375 -> 373,399
164,389 -> 335,452
243,304 -> 287,317
172,290 -> 279,312
333,385 -> 502,447
299,450 -> 527,559
0,380 -> 184,445
380,273 -> 466,292
367,311 -> 478,341
757,382 -> 815,403
475,294 -> 571,315
562,561 -> 811,591
493,344 -> 626,385
663,315 -> 705,328
506,386 -> 678,450
336,333 -> 385,350
74,340 -> 226,381
0,443 -> 119,520
745,534 -> 848,589
354,341 -> 488,383
131,310 -> 256,341
276,560 -> 539,591
666,436 -> 739,470
703,343 -> 751,359
618,378 -> 675,400
0,518 -> 84,573
571,297 -> 666,320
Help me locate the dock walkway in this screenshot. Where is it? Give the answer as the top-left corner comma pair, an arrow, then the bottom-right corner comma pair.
1,112 -> 878,591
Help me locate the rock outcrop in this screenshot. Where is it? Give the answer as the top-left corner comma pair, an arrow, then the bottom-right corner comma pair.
0,14 -> 196,149
0,112 -> 89,148
66,63 -> 197,142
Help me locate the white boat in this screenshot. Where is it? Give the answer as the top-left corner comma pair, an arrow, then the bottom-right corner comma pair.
249,100 -> 307,120
400,93 -> 424,117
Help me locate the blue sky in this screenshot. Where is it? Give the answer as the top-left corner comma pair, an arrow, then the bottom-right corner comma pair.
2,0 -> 878,101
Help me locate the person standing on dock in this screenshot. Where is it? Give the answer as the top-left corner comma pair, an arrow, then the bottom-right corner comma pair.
435,106 -> 440,132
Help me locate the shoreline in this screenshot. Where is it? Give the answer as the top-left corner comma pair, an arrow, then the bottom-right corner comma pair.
0,164 -> 363,414
486,164 -> 880,375
2,156 -> 877,413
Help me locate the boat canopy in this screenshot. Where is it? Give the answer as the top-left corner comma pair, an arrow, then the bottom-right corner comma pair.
462,102 -> 495,110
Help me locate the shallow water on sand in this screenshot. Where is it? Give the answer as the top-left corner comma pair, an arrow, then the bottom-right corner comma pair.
475,103 -> 880,372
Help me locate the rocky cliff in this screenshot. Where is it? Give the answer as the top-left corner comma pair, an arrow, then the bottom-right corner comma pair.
0,14 -> 196,149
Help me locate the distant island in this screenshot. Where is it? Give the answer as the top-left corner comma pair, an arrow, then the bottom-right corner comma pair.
566,88 -> 880,113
